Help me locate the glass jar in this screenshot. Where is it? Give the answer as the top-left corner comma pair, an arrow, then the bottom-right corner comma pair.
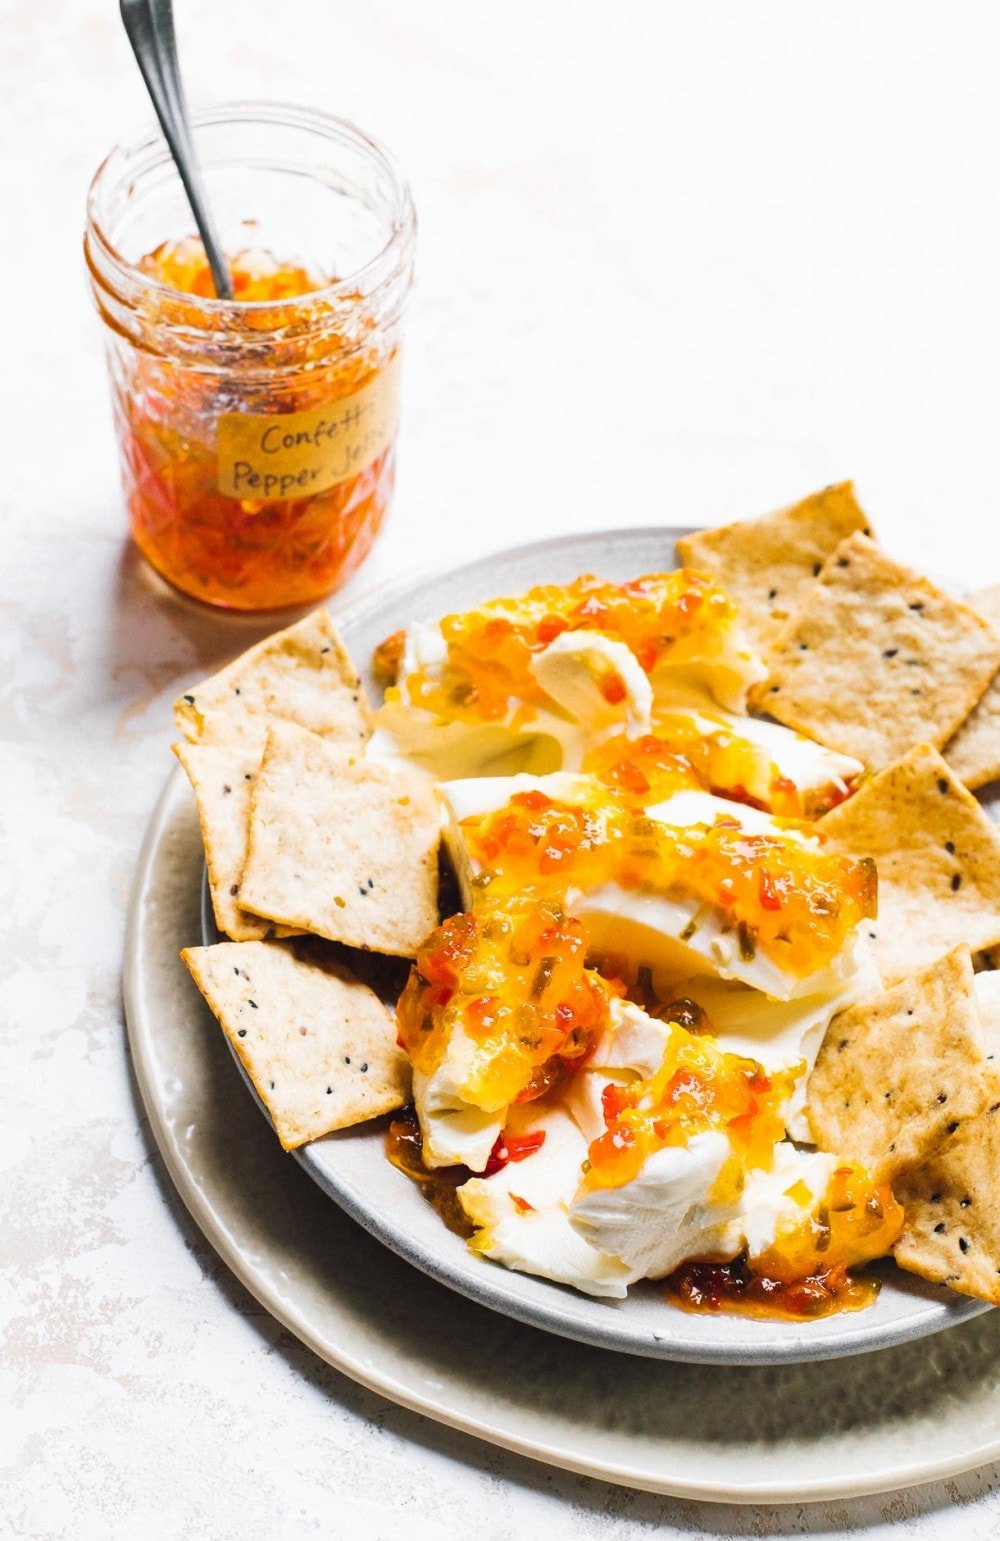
85,103 -> 416,611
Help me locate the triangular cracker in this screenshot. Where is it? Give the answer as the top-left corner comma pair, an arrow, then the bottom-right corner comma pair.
676,482 -> 872,654
807,945 -> 991,1179
893,1095 -> 1000,1306
760,533 -> 1000,770
819,743 -> 1000,983
173,740 -> 301,942
173,608 -> 373,751
182,941 -> 409,1149
241,722 -> 440,957
944,585 -> 1000,790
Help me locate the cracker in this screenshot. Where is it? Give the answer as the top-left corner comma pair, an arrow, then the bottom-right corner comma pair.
819,743 -> 1000,983
893,1096 -> 1000,1305
182,941 -> 409,1148
974,970 -> 1000,1060
807,945 -> 990,1179
173,608 -> 373,751
675,482 -> 872,653
760,533 -> 1000,770
944,585 -> 1000,789
241,722 -> 440,957
173,741 -> 301,943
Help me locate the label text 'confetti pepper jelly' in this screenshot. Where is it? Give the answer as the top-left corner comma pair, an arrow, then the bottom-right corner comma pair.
85,105 -> 415,610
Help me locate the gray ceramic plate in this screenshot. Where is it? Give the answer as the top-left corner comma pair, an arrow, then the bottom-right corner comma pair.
205,527 -> 990,1366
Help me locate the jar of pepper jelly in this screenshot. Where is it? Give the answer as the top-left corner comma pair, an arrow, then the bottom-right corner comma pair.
85,104 -> 416,611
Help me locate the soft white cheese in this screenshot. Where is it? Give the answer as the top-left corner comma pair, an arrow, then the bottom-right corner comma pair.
560,998 -> 675,1145
530,630 -> 652,741
646,787 -> 812,843
441,776 -> 869,1001
368,704 -> 584,781
653,705 -> 863,810
400,619 -> 449,677
570,1130 -> 743,1280
441,771 -> 596,825
590,997 -> 676,1078
457,1101 -> 634,1298
412,1026 -> 505,1172
571,1128 -> 839,1283
452,998 -> 844,1297
739,1145 -> 838,1259
650,615 -> 767,715
574,884 -> 866,1003
376,624 -> 653,782
560,1068 -> 618,1144
375,617 -> 590,777
375,606 -> 769,781
656,955 -> 882,1139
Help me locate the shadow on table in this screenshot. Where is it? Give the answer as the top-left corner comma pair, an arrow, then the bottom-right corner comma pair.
104,541 -> 295,713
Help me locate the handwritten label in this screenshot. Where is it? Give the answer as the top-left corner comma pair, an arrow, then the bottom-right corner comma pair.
216,355 -> 400,501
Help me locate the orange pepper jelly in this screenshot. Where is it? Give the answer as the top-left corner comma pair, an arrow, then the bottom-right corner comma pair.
390,570 -> 741,723
665,1164 -> 904,1321
581,1023 -> 903,1321
462,789 -> 877,981
110,237 -> 400,610
385,1105 -> 476,1238
585,722 -> 855,820
396,899 -> 620,1111
582,1024 -> 800,1193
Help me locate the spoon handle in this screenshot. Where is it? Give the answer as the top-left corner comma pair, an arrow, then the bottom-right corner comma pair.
120,0 -> 233,299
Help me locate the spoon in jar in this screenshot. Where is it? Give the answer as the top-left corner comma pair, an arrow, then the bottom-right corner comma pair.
119,0 -> 233,299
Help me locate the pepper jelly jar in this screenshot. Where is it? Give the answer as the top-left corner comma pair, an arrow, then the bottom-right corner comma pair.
85,104 -> 416,611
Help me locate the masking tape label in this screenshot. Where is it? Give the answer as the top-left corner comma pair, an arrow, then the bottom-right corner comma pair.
217,354 -> 400,501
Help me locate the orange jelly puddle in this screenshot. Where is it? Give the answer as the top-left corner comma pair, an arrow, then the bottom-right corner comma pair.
463,787 -> 876,981
665,1165 -> 903,1322
396,898 -> 619,1108
385,1106 -> 475,1239
665,1256 -> 881,1321
122,238 -> 390,612
393,570 -> 738,724
386,1104 -> 553,1237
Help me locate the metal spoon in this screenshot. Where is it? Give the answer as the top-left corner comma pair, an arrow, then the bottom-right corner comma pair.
120,0 -> 233,299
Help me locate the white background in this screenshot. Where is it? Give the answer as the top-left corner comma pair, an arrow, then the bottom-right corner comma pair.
4,2 -> 1000,1536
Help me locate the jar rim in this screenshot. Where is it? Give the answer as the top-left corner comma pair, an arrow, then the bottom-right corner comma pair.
85,100 -> 416,324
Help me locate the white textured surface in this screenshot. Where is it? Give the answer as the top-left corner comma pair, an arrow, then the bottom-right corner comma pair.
4,1 -> 1000,1535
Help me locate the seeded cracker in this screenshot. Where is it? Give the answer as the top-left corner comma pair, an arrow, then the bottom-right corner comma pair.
173,608 -> 374,751
675,482 -> 872,654
944,584 -> 1000,790
241,721 -> 440,957
893,1097 -> 1000,1305
182,941 -> 409,1148
819,743 -> 1000,984
856,953 -> 1000,1303
173,740 -> 301,942
807,946 -> 991,1179
761,533 -> 1000,771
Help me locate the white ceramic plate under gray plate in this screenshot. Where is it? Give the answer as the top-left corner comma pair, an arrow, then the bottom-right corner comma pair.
197,527 -> 991,1367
